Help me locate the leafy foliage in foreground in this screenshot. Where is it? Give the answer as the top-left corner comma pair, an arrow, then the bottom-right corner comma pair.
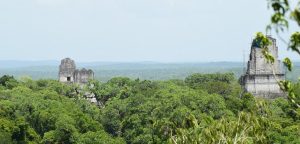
0,76 -> 124,144
0,74 -> 299,143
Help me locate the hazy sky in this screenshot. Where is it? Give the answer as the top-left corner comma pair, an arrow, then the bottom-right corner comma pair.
0,0 -> 298,62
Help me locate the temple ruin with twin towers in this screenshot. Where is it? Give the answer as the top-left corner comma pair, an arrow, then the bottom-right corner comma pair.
58,58 -> 94,84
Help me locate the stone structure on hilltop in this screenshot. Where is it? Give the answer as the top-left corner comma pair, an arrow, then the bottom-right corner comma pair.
240,36 -> 285,98
59,58 -> 94,84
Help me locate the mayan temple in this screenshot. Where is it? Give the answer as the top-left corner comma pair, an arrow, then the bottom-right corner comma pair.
59,58 -> 94,84
240,36 -> 285,98
58,58 -> 97,104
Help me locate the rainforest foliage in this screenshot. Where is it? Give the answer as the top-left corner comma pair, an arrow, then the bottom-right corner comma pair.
0,73 -> 299,144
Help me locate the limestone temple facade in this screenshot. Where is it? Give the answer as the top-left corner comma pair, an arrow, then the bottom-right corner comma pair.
240,36 -> 285,98
59,58 -> 94,84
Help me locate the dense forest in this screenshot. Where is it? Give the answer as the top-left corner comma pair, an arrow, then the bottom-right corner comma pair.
0,73 -> 299,143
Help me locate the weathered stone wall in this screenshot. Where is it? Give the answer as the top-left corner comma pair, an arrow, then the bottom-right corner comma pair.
242,74 -> 285,98
74,68 -> 94,84
241,36 -> 285,98
247,37 -> 282,75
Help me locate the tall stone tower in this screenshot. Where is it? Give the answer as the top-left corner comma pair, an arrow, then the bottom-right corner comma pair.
59,58 -> 76,83
240,36 -> 285,98
58,58 -> 94,84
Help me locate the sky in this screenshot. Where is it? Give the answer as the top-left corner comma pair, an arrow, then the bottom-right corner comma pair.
0,0 -> 298,62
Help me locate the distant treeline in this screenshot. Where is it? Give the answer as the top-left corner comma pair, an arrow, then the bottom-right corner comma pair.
0,62 -> 299,81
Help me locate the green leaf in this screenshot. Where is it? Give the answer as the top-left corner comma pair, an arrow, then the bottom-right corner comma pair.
283,57 -> 293,71
291,8 -> 300,26
254,32 -> 272,48
279,80 -> 292,91
289,32 -> 300,55
262,47 -> 275,64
